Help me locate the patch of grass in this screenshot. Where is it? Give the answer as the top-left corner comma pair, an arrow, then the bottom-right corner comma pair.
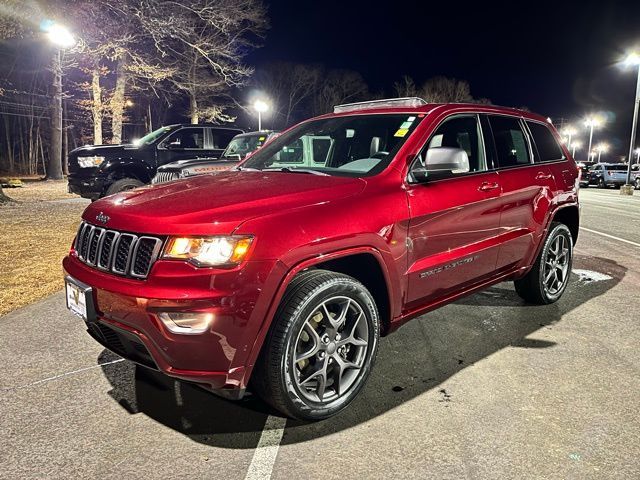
0,181 -> 87,316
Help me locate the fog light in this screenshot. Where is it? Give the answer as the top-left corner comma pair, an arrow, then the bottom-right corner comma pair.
158,312 -> 213,334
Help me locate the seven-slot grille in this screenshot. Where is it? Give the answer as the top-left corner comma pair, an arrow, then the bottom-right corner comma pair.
152,171 -> 180,184
75,222 -> 163,279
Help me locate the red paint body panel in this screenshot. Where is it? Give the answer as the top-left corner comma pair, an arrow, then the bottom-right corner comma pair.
63,103 -> 579,393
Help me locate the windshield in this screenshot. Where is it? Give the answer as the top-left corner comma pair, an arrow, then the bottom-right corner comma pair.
241,114 -> 423,176
135,126 -> 174,146
222,133 -> 270,159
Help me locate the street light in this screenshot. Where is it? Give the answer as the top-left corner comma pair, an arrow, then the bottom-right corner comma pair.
595,142 -> 609,162
253,100 -> 269,131
621,51 -> 640,194
571,140 -> 582,158
42,21 -> 77,180
45,23 -> 76,48
561,126 -> 577,148
584,116 -> 602,163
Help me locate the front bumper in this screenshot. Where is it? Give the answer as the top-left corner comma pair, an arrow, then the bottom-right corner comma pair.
63,253 -> 283,393
68,174 -> 109,199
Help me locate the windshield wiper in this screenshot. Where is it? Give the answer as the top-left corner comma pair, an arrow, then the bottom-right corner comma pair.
235,166 -> 261,172
262,167 -> 329,176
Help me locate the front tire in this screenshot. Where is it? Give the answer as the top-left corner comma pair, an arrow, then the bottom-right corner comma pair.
597,177 -> 605,189
514,222 -> 573,305
252,269 -> 380,420
104,177 -> 143,197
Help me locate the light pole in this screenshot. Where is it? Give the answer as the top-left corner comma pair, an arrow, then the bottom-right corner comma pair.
584,116 -> 601,163
562,126 -> 576,149
571,140 -> 581,159
621,52 -> 640,195
43,22 -> 76,180
595,143 -> 609,162
253,100 -> 269,131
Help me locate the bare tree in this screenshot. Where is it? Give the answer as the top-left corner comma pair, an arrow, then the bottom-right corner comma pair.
256,62 -> 322,128
393,75 -> 419,98
133,0 -> 268,124
312,69 -> 369,116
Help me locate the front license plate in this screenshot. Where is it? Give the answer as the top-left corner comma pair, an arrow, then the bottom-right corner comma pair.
65,276 -> 96,322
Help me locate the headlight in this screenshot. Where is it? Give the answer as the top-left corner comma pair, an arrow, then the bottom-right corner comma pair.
162,236 -> 253,267
77,156 -> 105,168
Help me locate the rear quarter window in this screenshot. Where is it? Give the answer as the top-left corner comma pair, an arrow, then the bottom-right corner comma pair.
526,121 -> 564,162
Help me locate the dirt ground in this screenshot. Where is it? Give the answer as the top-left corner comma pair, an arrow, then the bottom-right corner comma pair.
0,180 -> 87,316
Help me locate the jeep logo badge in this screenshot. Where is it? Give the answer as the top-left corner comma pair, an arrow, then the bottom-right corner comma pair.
95,212 -> 110,225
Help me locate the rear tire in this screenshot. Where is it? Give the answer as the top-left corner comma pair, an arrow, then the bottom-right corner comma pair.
597,178 -> 605,189
252,269 -> 380,420
514,222 -> 573,305
104,178 -> 143,197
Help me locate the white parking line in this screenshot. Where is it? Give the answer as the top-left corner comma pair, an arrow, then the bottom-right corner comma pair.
244,415 -> 287,480
579,227 -> 640,248
2,358 -> 125,391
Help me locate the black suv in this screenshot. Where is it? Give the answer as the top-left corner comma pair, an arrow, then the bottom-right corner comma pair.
67,124 -> 243,199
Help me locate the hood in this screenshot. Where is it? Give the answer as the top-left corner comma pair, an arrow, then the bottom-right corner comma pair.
83,171 -> 366,235
157,158 -> 239,173
70,144 -> 138,157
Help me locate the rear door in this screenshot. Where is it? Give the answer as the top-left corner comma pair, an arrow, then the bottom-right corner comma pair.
405,114 -> 503,307
488,116 -> 557,271
209,129 -> 241,159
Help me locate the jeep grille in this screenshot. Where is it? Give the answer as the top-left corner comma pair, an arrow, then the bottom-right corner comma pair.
74,222 -> 164,279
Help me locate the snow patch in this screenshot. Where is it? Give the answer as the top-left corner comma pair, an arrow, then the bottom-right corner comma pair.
572,269 -> 613,283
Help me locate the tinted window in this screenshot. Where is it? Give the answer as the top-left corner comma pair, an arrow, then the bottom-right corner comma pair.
164,128 -> 204,149
212,130 -> 238,149
489,116 -> 531,167
605,164 -> 628,171
527,121 -> 564,162
422,115 -> 486,173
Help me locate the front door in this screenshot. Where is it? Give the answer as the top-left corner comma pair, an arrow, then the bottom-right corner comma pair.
405,114 -> 503,308
157,127 -> 207,165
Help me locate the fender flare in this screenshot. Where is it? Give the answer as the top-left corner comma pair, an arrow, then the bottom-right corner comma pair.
238,245 -> 395,388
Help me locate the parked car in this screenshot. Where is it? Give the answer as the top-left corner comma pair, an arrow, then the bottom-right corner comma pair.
632,164 -> 640,190
576,161 -> 595,187
63,98 -> 579,420
67,124 -> 243,199
585,163 -> 629,188
152,130 -> 279,184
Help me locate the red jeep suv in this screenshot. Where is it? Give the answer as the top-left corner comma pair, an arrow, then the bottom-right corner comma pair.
63,98 -> 579,420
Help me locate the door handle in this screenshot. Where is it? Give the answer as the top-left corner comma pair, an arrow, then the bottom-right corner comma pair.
535,172 -> 552,180
478,181 -> 500,192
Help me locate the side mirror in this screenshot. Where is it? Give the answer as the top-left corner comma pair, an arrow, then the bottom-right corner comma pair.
410,147 -> 470,183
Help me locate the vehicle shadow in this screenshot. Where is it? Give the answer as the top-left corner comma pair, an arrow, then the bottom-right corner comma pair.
98,255 -> 625,448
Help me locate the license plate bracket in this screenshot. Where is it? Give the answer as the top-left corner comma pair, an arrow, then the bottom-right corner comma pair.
65,275 -> 97,322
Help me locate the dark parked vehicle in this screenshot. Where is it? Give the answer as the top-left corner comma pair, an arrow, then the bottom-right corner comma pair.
152,130 -> 278,184
576,161 -> 595,187
68,124 -> 243,199
586,163 -> 629,188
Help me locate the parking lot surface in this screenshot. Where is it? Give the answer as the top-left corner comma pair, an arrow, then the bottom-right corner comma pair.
1,188 -> 639,479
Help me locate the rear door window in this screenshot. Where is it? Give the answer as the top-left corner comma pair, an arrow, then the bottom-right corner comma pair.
526,121 -> 564,162
488,116 -> 531,168
164,128 -> 205,149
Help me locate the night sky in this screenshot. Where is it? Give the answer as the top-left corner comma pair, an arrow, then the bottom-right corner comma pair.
248,0 -> 640,159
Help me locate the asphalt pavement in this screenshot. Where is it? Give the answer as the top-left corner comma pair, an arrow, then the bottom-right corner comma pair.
1,188 -> 639,479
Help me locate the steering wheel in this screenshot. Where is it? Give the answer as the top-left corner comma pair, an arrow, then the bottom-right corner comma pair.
371,151 -> 389,160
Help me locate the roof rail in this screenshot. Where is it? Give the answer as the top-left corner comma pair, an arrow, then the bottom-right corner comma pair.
333,97 -> 427,114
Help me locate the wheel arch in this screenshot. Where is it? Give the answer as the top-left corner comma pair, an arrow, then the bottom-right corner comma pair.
241,247 -> 396,389
551,204 -> 579,245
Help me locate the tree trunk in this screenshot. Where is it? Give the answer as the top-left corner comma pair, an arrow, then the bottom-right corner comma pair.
0,184 -> 11,203
48,50 -> 64,180
111,55 -> 128,144
190,92 -> 199,124
91,68 -> 103,145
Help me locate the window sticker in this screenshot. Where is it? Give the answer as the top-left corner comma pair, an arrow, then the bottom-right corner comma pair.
394,128 -> 409,137
400,121 -> 413,129
407,116 -> 416,121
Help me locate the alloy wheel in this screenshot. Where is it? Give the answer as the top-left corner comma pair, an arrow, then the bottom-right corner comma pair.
292,296 -> 369,403
542,234 -> 570,296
